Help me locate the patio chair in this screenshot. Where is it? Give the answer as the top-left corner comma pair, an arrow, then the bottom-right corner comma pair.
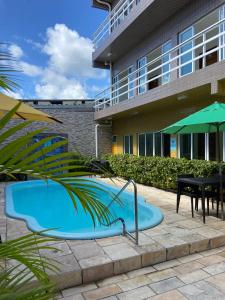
177,174 -> 201,217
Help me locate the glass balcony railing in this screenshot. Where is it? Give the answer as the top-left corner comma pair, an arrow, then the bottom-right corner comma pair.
93,0 -> 139,49
94,17 -> 225,112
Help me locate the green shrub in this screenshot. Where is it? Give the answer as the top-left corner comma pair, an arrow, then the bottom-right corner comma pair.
104,154 -> 220,190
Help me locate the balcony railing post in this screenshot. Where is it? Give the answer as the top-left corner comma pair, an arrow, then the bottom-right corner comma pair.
94,17 -> 225,112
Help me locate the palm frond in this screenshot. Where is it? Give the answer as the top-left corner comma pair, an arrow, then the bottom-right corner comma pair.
0,43 -> 20,92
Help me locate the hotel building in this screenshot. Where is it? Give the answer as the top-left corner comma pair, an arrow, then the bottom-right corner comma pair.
92,0 -> 225,161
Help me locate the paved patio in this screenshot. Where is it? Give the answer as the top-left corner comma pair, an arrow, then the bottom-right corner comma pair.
2,178 -> 225,291
58,245 -> 225,300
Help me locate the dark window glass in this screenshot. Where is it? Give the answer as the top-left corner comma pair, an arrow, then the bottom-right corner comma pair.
209,132 -> 223,161
146,133 -> 153,156
180,134 -> 191,159
139,134 -> 145,156
124,136 -> 130,154
155,133 -> 162,156
163,134 -> 171,157
112,135 -> 117,143
130,135 -> 133,154
193,133 -> 205,160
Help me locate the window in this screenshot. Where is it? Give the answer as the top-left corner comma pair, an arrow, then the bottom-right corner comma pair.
32,133 -> 68,160
179,27 -> 194,76
209,132 -> 223,161
112,135 -> 117,143
137,57 -> 147,94
163,134 -> 171,157
128,65 -> 135,98
193,133 -> 205,160
124,135 -> 133,154
220,5 -> 225,60
138,132 -> 165,157
155,132 -> 162,156
180,134 -> 191,159
112,74 -> 119,105
146,133 -> 153,156
138,134 -> 146,156
162,41 -> 172,84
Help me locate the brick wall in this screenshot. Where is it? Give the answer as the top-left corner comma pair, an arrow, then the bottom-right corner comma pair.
6,104 -> 112,157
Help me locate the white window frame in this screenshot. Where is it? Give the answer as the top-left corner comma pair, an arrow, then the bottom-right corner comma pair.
123,135 -> 133,154
162,40 -> 172,85
137,56 -> 147,95
179,26 -> 195,77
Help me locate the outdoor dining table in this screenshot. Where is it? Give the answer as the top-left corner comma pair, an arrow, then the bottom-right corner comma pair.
177,176 -> 225,223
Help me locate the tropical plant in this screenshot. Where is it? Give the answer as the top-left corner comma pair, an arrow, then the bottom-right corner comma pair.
0,43 -> 19,92
0,44 -> 112,299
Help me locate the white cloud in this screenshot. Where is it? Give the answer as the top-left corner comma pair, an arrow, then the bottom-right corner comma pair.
43,24 -> 105,79
20,61 -> 43,77
35,70 -> 87,99
3,89 -> 24,99
9,24 -> 108,99
9,44 -> 23,59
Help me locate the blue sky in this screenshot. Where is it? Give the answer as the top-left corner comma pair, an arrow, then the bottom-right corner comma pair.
0,0 -> 108,99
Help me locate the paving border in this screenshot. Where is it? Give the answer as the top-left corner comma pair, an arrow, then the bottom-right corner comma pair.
49,232 -> 225,290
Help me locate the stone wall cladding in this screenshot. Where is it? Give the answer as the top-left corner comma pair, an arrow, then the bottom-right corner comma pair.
98,125 -> 112,156
5,105 -> 112,157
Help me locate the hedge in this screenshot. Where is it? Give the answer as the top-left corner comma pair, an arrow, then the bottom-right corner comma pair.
104,154 -> 221,190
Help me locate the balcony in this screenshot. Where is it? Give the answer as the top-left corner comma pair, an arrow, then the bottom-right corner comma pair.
94,16 -> 225,114
92,0 -> 191,68
93,0 -> 139,49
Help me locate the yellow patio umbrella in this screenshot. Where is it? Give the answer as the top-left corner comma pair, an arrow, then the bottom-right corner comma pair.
0,93 -> 62,123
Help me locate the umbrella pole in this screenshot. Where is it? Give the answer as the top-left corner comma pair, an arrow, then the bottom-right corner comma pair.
217,126 -> 224,220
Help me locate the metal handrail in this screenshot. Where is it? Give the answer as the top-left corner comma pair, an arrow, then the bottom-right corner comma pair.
100,217 -> 126,236
99,179 -> 139,244
109,180 -> 139,244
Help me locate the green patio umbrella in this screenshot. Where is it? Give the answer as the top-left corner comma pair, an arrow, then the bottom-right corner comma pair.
162,101 -> 225,219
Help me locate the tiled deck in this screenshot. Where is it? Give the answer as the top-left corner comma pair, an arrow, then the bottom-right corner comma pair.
58,246 -> 225,300
2,178 -> 225,291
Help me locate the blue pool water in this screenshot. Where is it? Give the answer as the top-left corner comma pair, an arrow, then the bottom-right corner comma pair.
6,179 -> 163,239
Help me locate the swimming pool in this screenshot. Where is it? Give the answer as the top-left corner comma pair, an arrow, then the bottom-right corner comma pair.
6,179 -> 163,239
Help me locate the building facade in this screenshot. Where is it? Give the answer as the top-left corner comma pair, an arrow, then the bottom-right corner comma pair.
92,0 -> 225,161
15,99 -> 112,157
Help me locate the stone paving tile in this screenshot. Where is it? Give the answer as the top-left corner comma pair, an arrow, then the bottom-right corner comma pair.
96,236 -> 126,247
173,261 -> 204,275
39,242 -> 72,258
148,290 -> 187,300
154,259 -> 181,271
147,268 -> 178,283
102,243 -> 138,261
150,277 -> 184,294
203,261 -> 225,275
83,284 -> 122,300
126,266 -> 155,278
178,253 -> 203,263
62,284 -> 97,297
97,274 -> 128,288
117,285 -> 155,300
70,242 -> 104,261
117,275 -> 152,292
176,269 -> 210,284
196,254 -> 225,266
205,272 -> 225,293
62,295 -> 84,300
178,280 -> 225,299
151,233 -> 186,248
